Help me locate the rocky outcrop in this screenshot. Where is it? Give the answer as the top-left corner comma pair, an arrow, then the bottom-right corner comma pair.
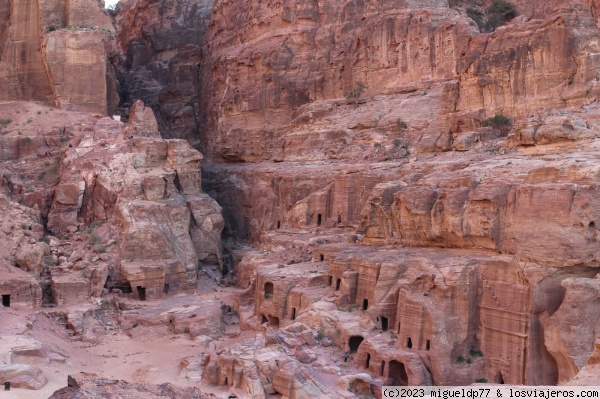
49,373 -> 209,398
544,275 -> 600,383
45,103 -> 222,302
0,0 -> 118,114
0,364 -> 47,390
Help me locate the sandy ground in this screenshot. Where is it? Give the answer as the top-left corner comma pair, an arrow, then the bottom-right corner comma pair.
0,275 -> 248,399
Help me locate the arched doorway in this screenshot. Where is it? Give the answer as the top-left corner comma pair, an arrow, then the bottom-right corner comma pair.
389,360 -> 409,386
366,353 -> 371,369
348,336 -> 364,354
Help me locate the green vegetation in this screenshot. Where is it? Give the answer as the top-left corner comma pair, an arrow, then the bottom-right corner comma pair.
456,355 -> 466,363
374,142 -> 382,148
467,0 -> 516,32
37,171 -> 46,180
482,114 -> 512,128
476,378 -> 488,383
46,25 -> 57,33
0,118 -> 12,125
470,347 -> 484,357
97,246 -> 107,254
347,81 -> 366,99
396,118 -> 408,129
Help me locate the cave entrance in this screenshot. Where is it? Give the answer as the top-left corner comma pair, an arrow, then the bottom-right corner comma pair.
338,214 -> 342,223
328,276 -> 333,286
277,220 -> 281,229
362,298 -> 368,310
264,282 -> 274,300
320,254 -> 324,261
317,213 -> 322,226
163,283 -> 170,294
495,371 -> 505,384
335,279 -> 341,291
366,353 -> 371,369
267,315 -> 280,328
261,314 -> 268,324
407,337 -> 413,349
136,286 -> 146,301
291,307 -> 296,320
426,339 -> 431,350
389,360 -> 409,386
2,295 -> 10,307
381,316 -> 388,331
348,335 -> 364,354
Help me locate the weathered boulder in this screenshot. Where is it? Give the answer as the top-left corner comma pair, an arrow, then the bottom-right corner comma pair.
0,364 -> 47,390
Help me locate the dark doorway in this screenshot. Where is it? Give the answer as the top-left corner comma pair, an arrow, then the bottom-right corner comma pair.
2,295 -> 10,307
381,361 -> 386,376
389,360 -> 409,386
163,283 -> 170,294
320,254 -> 324,261
317,213 -> 322,226
136,286 -> 146,301
426,340 -> 431,350
267,315 -> 280,328
264,282 -> 274,299
398,322 -> 401,333
362,299 -> 368,310
336,279 -> 341,291
277,221 -> 281,229
261,314 -> 268,324
224,377 -> 228,386
366,353 -> 371,369
381,316 -> 388,331
328,276 -> 333,286
338,214 -> 342,223
407,337 -> 412,349
495,371 -> 505,384
349,336 -> 364,354
291,307 -> 296,320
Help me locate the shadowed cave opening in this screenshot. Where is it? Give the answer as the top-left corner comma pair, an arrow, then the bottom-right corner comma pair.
366,353 -> 371,369
381,316 -> 388,331
389,360 -> 408,386
2,295 -> 10,307
137,286 -> 146,301
291,307 -> 296,320
349,335 -> 364,354
264,282 -> 274,299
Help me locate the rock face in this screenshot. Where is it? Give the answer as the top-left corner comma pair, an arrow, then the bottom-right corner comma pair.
0,0 -> 118,114
45,103 -> 223,303
49,373 -> 209,398
113,0 -> 215,142
197,2 -> 600,162
0,363 -> 47,390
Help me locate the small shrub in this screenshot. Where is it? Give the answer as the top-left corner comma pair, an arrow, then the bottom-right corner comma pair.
484,0 -> 516,32
390,332 -> 398,340
476,378 -> 488,383
88,232 -> 101,245
37,171 -> 46,180
467,7 -> 484,30
347,81 -> 366,99
316,325 -> 325,341
46,25 -> 57,33
40,236 -> 49,244
264,293 -> 273,299
97,246 -> 107,253
466,357 -> 473,364
0,118 -> 12,125
133,323 -> 138,328
456,355 -> 466,363
23,136 -> 31,146
470,347 -> 484,357
374,142 -> 382,148
396,118 -> 408,129
21,223 -> 29,230
26,117 -> 33,124
423,292 -> 429,296
482,114 -> 511,128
